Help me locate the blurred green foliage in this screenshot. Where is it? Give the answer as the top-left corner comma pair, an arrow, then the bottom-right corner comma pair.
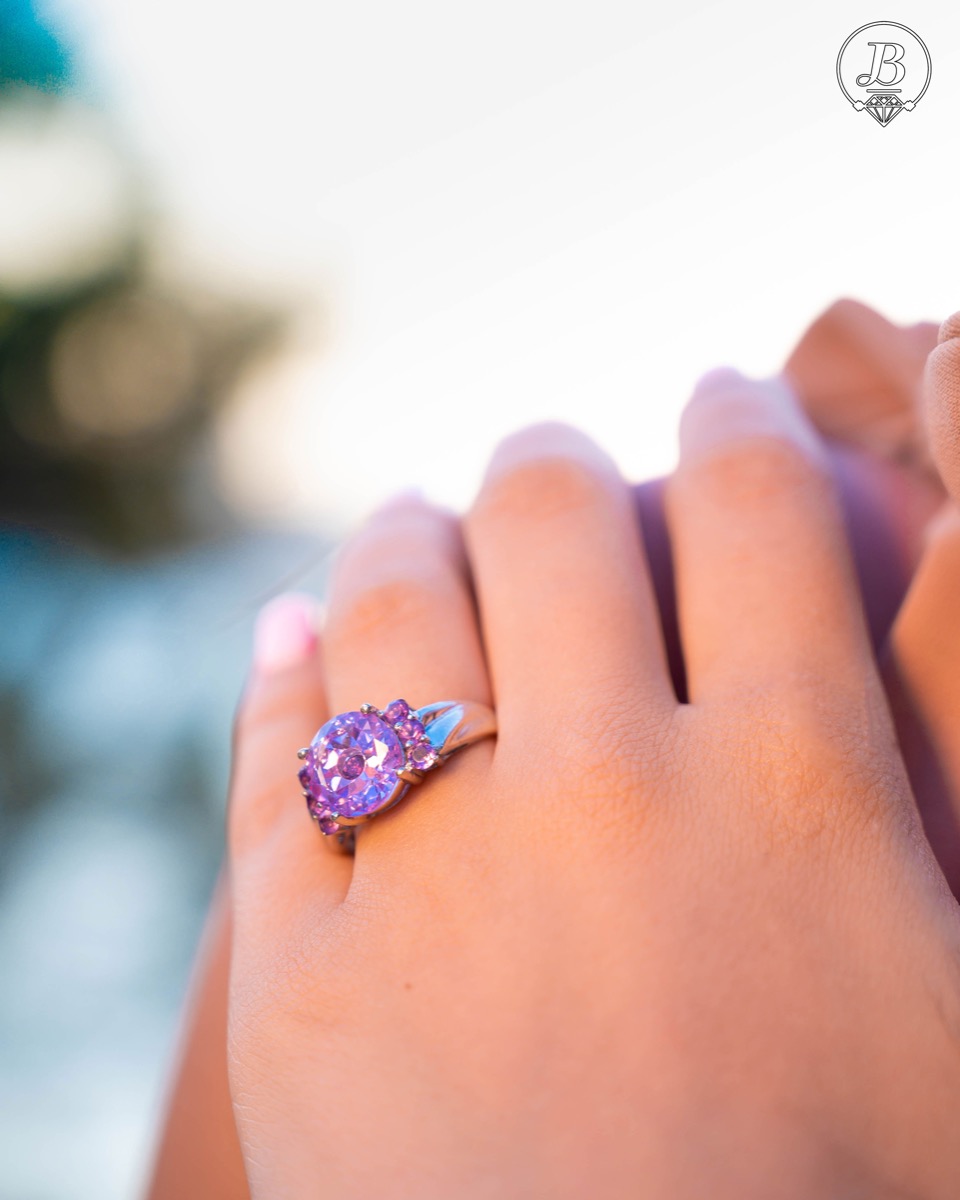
0,1 -> 289,552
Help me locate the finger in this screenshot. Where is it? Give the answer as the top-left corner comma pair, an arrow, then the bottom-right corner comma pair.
924,311 -> 960,502
784,299 -> 945,595
784,297 -> 939,472
321,496 -> 492,861
146,866 -> 250,1200
228,593 -> 350,911
885,506 -> 960,897
464,423 -> 674,748
665,370 -> 877,704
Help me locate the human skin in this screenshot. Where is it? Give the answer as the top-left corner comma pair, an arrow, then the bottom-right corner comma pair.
146,311 -> 960,1199
145,869 -> 250,1200
220,371 -> 960,1198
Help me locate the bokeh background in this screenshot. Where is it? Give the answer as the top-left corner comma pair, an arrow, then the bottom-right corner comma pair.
1,1 -> 958,1195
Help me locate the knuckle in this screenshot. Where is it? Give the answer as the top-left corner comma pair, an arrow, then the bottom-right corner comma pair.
471,453 -> 611,533
726,683 -> 900,849
532,692 -> 678,834
230,912 -> 354,1061
328,573 -> 439,649
683,432 -> 831,514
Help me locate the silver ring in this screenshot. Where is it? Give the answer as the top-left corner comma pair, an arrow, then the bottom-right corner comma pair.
297,699 -> 497,854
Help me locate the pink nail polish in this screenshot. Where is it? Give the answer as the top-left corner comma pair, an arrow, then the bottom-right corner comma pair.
253,592 -> 319,675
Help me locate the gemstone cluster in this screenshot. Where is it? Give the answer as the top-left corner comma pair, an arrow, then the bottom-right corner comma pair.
299,699 -> 440,835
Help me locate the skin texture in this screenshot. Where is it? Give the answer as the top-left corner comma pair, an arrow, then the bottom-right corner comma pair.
146,303 -> 960,1199
224,379 -> 960,1198
145,870 -> 249,1200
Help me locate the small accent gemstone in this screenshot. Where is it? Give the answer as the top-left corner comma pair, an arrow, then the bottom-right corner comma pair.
395,716 -> 425,744
304,709 -> 405,818
409,741 -> 439,770
383,698 -> 410,725
298,766 -> 312,789
317,813 -> 341,835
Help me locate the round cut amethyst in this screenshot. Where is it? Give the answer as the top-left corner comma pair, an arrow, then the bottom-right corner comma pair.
305,710 -> 405,819
383,698 -> 410,726
409,741 -> 439,770
395,716 -> 425,745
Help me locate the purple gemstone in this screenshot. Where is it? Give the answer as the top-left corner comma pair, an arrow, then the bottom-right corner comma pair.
409,741 -> 439,770
304,710 -> 405,819
383,699 -> 410,726
298,765 -> 312,789
395,716 -> 425,745
317,813 -> 341,835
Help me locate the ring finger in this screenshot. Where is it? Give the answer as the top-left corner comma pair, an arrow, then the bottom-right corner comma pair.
322,494 -> 493,872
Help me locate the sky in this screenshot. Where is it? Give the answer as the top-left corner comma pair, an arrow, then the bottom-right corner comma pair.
40,0 -> 960,530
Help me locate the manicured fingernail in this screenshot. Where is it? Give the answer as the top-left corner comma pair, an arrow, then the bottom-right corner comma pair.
254,592 -> 319,675
681,369 -> 821,462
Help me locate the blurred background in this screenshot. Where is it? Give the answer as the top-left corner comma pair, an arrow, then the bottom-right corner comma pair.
0,0 -> 958,1195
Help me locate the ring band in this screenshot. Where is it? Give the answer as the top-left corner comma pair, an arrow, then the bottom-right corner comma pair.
297,699 -> 497,854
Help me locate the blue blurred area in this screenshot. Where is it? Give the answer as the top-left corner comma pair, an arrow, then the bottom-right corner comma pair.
0,529 -> 331,1198
0,0 -> 72,92
0,0 -> 70,92
0,5 -> 324,1197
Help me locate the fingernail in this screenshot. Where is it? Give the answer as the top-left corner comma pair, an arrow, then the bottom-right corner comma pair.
681,369 -> 822,462
253,592 -> 319,675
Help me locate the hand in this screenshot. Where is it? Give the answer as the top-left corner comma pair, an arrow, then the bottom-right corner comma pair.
785,305 -> 960,897
226,376 -> 960,1198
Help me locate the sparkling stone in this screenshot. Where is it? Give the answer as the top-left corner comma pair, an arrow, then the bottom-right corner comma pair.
317,813 -> 341,835
383,698 -> 410,725
395,716 -> 425,744
305,710 -> 405,818
298,765 -> 312,789
409,741 -> 439,770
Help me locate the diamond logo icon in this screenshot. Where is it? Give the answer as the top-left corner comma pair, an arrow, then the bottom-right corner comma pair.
837,23 -> 931,127
863,93 -> 903,126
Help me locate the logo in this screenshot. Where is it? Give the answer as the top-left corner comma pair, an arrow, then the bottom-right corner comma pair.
837,22 -> 931,126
